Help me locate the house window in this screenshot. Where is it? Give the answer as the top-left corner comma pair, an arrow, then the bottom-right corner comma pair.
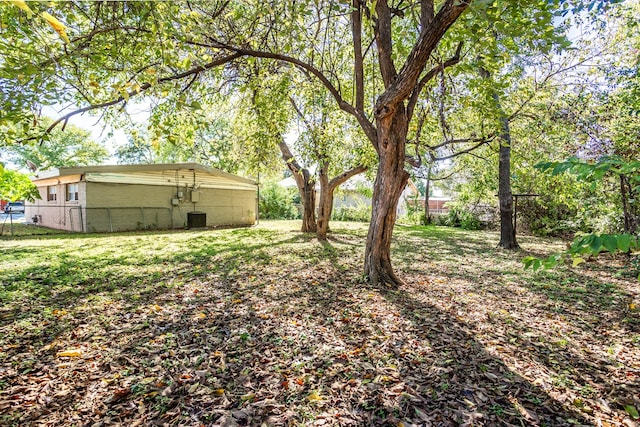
47,186 -> 57,201
66,183 -> 79,201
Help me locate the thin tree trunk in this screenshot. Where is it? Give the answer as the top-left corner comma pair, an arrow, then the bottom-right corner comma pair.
316,188 -> 333,241
278,140 -> 317,233
299,176 -> 317,233
317,164 -> 367,241
364,107 -> 410,286
317,163 -> 331,241
424,162 -> 432,225
480,67 -> 518,249
497,134 -> 518,249
620,174 -> 639,235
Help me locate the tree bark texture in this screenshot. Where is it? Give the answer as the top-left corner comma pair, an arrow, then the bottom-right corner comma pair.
498,133 -> 518,249
317,164 -> 332,241
278,140 -> 317,233
316,164 -> 367,241
621,174 -> 639,235
495,93 -> 518,248
364,106 -> 410,286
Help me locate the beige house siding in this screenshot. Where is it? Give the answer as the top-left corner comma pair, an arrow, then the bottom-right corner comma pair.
26,178 -> 86,232
27,164 -> 257,233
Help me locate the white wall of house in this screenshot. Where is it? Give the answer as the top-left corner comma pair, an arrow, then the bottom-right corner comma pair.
26,176 -> 86,232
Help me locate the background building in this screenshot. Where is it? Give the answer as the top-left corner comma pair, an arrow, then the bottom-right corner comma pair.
26,163 -> 257,232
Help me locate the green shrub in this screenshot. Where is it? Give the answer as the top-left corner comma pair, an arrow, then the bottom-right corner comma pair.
444,206 -> 482,230
259,183 -> 299,220
332,201 -> 371,222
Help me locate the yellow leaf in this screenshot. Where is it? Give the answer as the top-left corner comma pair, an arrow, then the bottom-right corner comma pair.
56,349 -> 82,357
630,303 -> 637,311
307,390 -> 323,402
572,257 -> 585,267
9,0 -> 32,14
41,12 -> 70,43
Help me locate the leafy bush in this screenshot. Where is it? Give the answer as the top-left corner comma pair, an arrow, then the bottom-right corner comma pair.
443,206 -> 482,230
332,201 -> 371,222
259,183 -> 299,220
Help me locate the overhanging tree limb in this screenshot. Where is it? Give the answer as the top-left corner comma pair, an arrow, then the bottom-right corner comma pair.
329,164 -> 368,191
207,41 -> 378,145
40,52 -> 243,138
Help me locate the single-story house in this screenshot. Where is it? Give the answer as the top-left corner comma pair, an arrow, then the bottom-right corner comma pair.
26,163 -> 258,232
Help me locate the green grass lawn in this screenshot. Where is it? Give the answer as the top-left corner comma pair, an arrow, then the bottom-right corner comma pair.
0,221 -> 638,426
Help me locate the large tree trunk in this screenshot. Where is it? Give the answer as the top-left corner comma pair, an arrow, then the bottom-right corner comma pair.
364,107 -> 410,286
278,140 -> 317,233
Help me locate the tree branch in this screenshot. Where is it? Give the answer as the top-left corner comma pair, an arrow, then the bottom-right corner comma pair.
433,138 -> 493,161
352,0 -> 365,112
209,41 -> 378,147
277,139 -> 306,179
375,0 -> 469,119
421,0 -> 435,29
407,41 -> 463,121
42,52 -> 243,137
375,0 -> 398,88
329,164 -> 368,191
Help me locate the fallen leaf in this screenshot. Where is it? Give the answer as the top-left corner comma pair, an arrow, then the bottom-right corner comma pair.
56,349 -> 82,357
241,392 -> 254,402
624,404 -> 639,419
307,391 -> 323,402
108,387 -> 130,403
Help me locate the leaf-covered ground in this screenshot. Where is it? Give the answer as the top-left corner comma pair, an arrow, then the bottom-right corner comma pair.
0,221 -> 638,426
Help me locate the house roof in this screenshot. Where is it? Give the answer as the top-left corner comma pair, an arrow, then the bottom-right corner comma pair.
34,163 -> 257,185
33,163 -> 257,191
